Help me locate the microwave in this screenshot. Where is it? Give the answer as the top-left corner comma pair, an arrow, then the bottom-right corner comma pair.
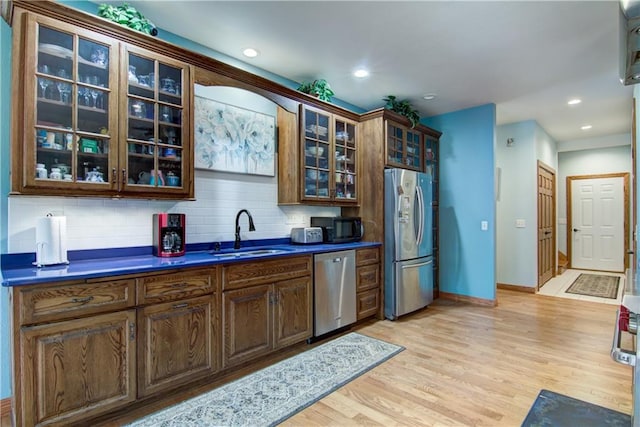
310,216 -> 363,243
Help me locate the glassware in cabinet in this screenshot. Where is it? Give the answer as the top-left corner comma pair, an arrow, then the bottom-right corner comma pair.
300,105 -> 358,203
124,51 -> 185,190
32,21 -> 116,187
303,108 -> 330,198
334,118 -> 357,201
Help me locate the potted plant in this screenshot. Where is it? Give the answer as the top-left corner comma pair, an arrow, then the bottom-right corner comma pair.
383,95 -> 420,128
98,3 -> 158,36
297,79 -> 335,102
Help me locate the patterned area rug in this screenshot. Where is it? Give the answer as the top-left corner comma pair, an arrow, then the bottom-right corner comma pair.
565,273 -> 620,299
521,389 -> 630,426
126,332 -> 404,427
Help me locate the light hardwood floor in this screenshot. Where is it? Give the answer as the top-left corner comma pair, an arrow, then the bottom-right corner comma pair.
2,289 -> 633,426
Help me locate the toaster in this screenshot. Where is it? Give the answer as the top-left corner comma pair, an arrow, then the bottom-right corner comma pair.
290,227 -> 323,244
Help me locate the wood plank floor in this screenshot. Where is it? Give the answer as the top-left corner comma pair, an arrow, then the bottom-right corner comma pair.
1,289 -> 633,426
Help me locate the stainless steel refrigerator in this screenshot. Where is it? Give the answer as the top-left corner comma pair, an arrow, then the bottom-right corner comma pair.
384,168 -> 433,320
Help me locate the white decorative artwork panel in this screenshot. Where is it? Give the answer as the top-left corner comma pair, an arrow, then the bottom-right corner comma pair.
194,96 -> 276,176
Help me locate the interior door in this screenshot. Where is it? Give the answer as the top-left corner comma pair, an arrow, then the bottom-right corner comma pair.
570,175 -> 626,272
538,162 -> 556,287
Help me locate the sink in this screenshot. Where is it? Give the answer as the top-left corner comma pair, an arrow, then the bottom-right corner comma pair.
211,248 -> 292,259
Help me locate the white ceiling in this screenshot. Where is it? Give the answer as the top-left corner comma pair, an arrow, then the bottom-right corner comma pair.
118,0 -> 634,142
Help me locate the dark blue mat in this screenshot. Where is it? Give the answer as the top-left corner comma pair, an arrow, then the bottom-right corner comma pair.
522,389 -> 631,427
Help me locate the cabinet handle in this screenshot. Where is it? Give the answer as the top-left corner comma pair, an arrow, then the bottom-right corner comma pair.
122,169 -> 127,188
70,296 -> 94,304
269,292 -> 274,305
112,167 -> 116,184
129,323 -> 135,341
172,303 -> 188,309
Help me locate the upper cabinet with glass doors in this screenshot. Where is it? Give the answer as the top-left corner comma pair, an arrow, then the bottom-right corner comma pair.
11,12 -> 193,199
385,120 -> 423,171
122,46 -> 190,195
301,105 -> 358,204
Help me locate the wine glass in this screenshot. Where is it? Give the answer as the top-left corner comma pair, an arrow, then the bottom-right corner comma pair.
90,89 -> 100,108
56,69 -> 70,103
38,77 -> 51,99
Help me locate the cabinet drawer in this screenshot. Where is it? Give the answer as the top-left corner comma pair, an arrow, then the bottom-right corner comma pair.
19,279 -> 136,325
357,247 -> 380,266
138,268 -> 217,304
357,264 -> 380,292
223,256 -> 312,290
357,289 -> 380,320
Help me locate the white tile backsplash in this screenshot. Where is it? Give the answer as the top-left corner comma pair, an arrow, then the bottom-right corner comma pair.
7,170 -> 339,253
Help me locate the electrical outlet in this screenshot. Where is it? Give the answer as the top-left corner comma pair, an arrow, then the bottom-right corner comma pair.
515,219 -> 526,228
481,221 -> 488,231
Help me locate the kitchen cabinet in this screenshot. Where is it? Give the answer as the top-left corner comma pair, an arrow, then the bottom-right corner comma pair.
356,247 -> 381,320
15,279 -> 137,426
344,109 -> 441,311
277,103 -> 358,205
385,119 -> 424,171
136,268 -> 220,397
425,134 -> 440,296
10,8 -> 193,199
222,256 -> 312,367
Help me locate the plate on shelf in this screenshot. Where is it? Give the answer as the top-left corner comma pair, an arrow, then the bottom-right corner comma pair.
306,124 -> 327,137
335,131 -> 349,140
39,44 -> 73,59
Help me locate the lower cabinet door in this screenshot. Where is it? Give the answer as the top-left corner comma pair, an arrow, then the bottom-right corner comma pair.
274,276 -> 312,348
138,294 -> 219,397
20,310 -> 137,426
223,284 -> 272,368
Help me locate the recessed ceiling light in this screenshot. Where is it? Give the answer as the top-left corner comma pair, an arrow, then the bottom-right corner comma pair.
567,99 -> 582,105
581,125 -> 592,130
423,93 -> 437,100
353,69 -> 369,78
242,48 -> 259,58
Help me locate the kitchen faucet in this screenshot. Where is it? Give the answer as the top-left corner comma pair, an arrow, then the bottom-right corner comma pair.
234,209 -> 256,249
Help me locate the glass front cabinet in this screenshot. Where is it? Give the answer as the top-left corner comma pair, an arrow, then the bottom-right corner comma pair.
301,105 -> 358,204
13,13 -> 192,198
385,120 -> 423,171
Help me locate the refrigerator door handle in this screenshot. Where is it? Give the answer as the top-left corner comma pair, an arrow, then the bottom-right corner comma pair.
401,259 -> 433,269
415,185 -> 425,245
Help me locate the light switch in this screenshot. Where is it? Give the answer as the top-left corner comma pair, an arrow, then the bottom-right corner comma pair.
481,221 -> 488,231
516,219 -> 526,228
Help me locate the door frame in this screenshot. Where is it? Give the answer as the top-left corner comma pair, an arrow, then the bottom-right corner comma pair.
566,172 -> 630,272
537,161 -> 556,290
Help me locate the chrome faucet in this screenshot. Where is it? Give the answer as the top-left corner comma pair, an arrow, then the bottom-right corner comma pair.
234,209 -> 256,249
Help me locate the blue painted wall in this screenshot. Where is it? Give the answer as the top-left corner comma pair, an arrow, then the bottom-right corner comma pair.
0,15 -> 12,399
424,104 -> 497,301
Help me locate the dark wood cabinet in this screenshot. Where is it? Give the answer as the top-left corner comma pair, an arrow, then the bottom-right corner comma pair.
355,247 -> 381,320
138,294 -> 219,397
10,6 -> 193,199
20,310 -> 137,426
222,256 -> 312,368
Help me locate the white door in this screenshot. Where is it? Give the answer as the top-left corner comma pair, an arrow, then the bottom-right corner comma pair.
571,176 -> 624,272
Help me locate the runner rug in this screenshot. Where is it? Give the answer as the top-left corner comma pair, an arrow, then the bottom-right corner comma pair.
565,273 -> 620,299
521,389 -> 630,426
126,332 -> 404,427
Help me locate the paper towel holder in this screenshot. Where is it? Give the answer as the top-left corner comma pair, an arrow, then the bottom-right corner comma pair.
34,213 -> 70,268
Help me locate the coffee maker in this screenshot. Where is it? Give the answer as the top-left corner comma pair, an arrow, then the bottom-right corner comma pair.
153,213 -> 186,257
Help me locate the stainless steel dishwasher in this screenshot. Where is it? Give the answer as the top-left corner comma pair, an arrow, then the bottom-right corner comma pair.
313,250 -> 357,337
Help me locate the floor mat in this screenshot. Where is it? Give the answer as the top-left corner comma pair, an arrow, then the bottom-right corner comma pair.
565,273 -> 620,299
125,332 -> 404,427
521,389 -> 630,427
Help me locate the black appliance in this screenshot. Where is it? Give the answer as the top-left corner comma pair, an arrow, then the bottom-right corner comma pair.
310,216 -> 363,243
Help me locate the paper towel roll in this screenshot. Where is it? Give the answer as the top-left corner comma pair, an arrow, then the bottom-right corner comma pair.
35,216 -> 68,267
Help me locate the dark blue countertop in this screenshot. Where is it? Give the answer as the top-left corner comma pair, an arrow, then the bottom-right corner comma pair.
1,241 -> 381,287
